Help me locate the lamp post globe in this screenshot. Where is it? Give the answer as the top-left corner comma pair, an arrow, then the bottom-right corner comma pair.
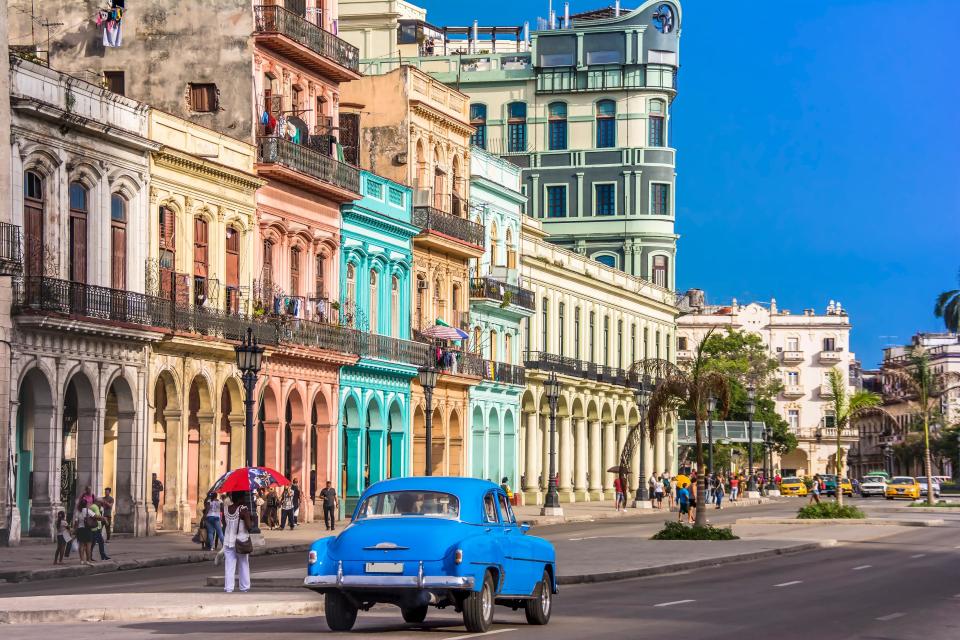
541,371 -> 563,516
417,366 -> 439,476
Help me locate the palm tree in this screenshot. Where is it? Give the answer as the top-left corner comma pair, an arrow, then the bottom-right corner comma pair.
825,368 -> 880,506
934,272 -> 960,332
646,329 -> 730,527
884,347 -> 959,505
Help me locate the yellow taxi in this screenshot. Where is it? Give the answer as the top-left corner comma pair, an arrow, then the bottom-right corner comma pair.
840,477 -> 854,496
780,477 -> 808,496
885,476 -> 920,500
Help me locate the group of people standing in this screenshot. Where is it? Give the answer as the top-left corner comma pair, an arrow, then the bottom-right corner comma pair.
54,486 -> 114,565
255,479 -> 304,531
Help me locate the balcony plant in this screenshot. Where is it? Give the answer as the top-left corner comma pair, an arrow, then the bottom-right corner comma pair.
499,290 -> 513,309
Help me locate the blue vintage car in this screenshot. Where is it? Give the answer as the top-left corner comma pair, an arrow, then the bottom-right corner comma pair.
304,476 -> 557,633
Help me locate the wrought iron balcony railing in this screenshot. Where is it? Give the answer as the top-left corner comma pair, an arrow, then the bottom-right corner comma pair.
253,5 -> 359,73
256,136 -> 360,194
469,277 -> 535,311
362,332 -> 432,367
482,360 -> 526,386
0,222 -> 23,275
413,205 -> 484,248
522,350 -> 632,388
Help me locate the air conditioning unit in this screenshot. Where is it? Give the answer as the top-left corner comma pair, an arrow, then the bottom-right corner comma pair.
417,280 -> 429,290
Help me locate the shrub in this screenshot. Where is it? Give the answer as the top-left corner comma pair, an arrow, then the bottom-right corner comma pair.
651,521 -> 740,540
797,502 -> 865,519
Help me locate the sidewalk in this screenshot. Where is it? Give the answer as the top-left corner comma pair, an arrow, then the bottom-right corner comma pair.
0,522 -> 333,584
513,495 -> 771,525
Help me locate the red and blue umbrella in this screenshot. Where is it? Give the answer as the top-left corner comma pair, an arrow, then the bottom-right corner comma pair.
209,466 -> 291,494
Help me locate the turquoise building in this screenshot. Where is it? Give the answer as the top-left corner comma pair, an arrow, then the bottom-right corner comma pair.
338,171 -> 420,510
467,148 -> 535,490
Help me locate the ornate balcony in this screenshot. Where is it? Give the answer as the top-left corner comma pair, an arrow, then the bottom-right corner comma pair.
469,277 -> 535,312
482,360 -> 526,386
782,384 -> 804,398
362,333 -> 431,367
522,351 -> 632,388
781,350 -> 805,363
0,222 -> 22,276
412,205 -> 484,258
819,383 -> 835,398
256,136 -> 360,201
253,5 -> 361,82
819,349 -> 843,365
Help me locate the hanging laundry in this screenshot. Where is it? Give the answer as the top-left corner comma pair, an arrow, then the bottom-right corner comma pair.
273,296 -> 282,315
103,21 -> 123,47
260,110 -> 269,125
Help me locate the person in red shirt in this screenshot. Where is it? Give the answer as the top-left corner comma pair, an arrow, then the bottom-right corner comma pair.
730,475 -> 740,502
613,476 -> 625,512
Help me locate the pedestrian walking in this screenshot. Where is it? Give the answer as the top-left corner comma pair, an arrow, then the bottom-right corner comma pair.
73,497 -> 96,565
662,473 -> 674,509
730,475 -> 739,502
90,499 -> 110,560
204,492 -> 225,551
613,475 -> 625,512
809,474 -> 822,504
223,492 -> 253,593
648,473 -> 657,508
265,487 -> 280,529
654,476 -> 665,509
320,481 -> 339,530
279,487 -> 296,530
713,476 -> 725,509
54,510 -> 71,564
151,473 -> 163,520
290,478 -> 302,528
677,483 -> 693,523
100,487 -> 115,540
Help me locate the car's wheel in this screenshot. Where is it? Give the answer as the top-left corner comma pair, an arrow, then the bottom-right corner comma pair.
325,591 -> 358,632
402,605 -> 428,624
524,570 -> 553,625
462,572 -> 495,633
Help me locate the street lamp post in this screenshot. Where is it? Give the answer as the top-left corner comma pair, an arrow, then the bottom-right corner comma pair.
235,327 -> 264,534
632,375 -> 652,508
707,393 -> 717,476
746,385 -> 757,493
764,425 -> 777,493
541,371 -> 563,516
417,366 -> 439,476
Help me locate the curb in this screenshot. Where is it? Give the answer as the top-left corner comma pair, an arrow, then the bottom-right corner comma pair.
206,541 -> 835,590
735,517 -> 945,527
556,541 -> 834,585
0,542 -> 312,584
0,599 -> 324,625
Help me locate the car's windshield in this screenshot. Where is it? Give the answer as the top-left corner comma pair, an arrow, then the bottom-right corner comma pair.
782,478 -> 801,483
355,491 -> 460,519
862,478 -> 885,484
890,477 -> 914,485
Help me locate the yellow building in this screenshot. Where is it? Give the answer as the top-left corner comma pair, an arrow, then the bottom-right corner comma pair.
146,110 -> 264,531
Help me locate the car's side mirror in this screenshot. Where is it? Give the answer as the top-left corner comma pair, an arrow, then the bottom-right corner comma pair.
520,522 -> 531,533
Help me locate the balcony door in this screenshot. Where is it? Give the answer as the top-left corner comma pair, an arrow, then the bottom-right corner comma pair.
23,171 -> 44,278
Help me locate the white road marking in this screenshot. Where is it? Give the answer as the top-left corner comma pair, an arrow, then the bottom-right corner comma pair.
852,564 -> 872,571
654,599 -> 695,607
446,628 -> 517,640
774,580 -> 803,587
910,553 -> 926,559
876,612 -> 905,621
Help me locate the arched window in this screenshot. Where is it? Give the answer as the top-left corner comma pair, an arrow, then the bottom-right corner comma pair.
315,254 -> 326,298
474,326 -> 482,354
573,306 -> 581,358
290,246 -> 300,295
489,329 -> 498,361
489,220 -> 500,268
505,333 -> 513,364
596,100 -> 616,148
451,282 -> 461,326
262,239 -> 274,298
193,217 -> 209,305
652,255 -> 669,288
558,302 -> 565,357
595,254 -> 617,268
649,99 -> 666,147
346,263 -> 357,317
225,227 -> 240,312
391,275 -> 400,338
68,182 -> 89,283
110,194 -> 127,290
470,104 -> 487,149
505,227 -> 516,269
548,102 -> 567,150
415,273 -> 426,331
603,315 -> 610,365
369,269 -> 379,334
23,171 -> 44,277
507,102 -> 527,152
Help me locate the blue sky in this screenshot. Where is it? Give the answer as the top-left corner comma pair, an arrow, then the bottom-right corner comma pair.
417,1 -> 960,367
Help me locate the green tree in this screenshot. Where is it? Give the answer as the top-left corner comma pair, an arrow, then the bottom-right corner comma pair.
934,271 -> 960,332
825,367 -> 881,506
884,348 -> 959,505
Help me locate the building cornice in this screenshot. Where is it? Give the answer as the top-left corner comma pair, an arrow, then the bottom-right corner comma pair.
152,149 -> 265,192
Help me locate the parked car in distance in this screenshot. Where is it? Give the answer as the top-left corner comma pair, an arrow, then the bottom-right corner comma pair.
779,477 -> 808,496
304,477 -> 557,633
918,478 -> 941,498
859,476 -> 887,497
886,476 -> 921,500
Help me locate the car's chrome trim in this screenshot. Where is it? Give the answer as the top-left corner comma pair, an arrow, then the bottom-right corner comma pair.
304,573 -> 475,589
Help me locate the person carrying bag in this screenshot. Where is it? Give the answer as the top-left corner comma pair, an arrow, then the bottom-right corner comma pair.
222,492 -> 254,592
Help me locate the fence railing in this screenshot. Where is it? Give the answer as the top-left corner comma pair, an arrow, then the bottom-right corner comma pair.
412,205 -> 484,248
363,332 -> 432,367
469,277 -> 535,311
0,222 -> 23,274
257,136 -> 360,194
253,5 -> 359,72
482,360 -> 526,386
523,350 -> 633,387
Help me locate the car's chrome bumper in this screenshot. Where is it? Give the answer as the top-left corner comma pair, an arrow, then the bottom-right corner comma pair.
304,560 -> 474,590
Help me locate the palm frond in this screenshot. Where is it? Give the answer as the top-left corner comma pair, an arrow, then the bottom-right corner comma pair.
647,375 -> 688,435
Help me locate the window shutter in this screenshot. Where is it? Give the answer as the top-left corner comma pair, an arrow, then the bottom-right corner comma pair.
71,217 -> 88,283
194,219 -> 208,277
112,226 -> 126,289
24,203 -> 44,277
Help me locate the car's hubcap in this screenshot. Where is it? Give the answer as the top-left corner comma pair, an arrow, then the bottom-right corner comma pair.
482,584 -> 492,621
541,580 -> 551,615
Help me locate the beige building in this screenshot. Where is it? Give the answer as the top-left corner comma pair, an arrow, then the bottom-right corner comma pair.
677,293 -> 856,477
520,215 -> 677,505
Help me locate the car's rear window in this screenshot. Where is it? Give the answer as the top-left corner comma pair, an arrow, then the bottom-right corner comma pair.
356,491 -> 460,519
890,477 -> 914,485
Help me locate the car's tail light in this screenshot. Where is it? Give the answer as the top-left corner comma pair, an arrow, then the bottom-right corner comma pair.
454,549 -> 463,565
308,550 -> 318,565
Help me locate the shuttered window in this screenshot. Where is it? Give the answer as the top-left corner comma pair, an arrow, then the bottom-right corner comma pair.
68,182 -> 88,284
290,247 -> 300,295
111,194 -> 127,290
194,218 -> 208,305
225,227 -> 240,312
23,171 -> 44,277
189,83 -> 218,113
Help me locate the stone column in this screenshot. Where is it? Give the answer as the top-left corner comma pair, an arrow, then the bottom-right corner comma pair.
229,411 -> 245,470
262,419 -> 282,471
642,428 -> 655,496
558,417 -> 574,502
27,402 -> 58,538
541,413 -> 550,492
161,409 -> 184,532
76,407 -> 103,499
289,421 -> 309,521
523,413 -> 541,505
664,427 -> 676,475
588,420 -> 603,500
655,428 -> 666,476
602,423 -> 615,500
573,418 -> 589,501
113,410 -> 142,535
196,410 -> 216,518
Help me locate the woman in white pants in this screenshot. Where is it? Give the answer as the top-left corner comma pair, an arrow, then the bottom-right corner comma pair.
223,492 -> 253,593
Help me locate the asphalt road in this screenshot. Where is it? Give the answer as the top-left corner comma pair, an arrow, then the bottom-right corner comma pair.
3,500 -> 958,640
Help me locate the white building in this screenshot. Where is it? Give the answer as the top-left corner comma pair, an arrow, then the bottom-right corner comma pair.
676,292 -> 855,477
